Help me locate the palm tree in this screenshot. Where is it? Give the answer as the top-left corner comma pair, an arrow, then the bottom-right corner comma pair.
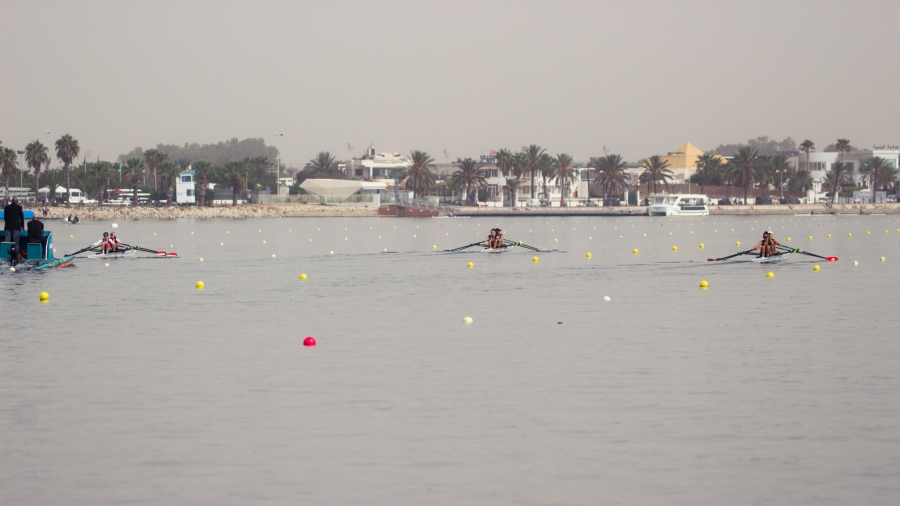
25,140 -> 49,192
1,147 -> 18,198
450,158 -> 487,205
398,150 -> 436,198
799,139 -> 815,171
593,154 -> 629,203
638,155 -> 673,194
787,169 -> 814,195
538,153 -> 553,196
222,160 -> 247,206
193,161 -> 214,206
504,178 -> 521,206
158,160 -> 181,205
511,151 -> 528,181
91,161 -> 117,206
694,154 -> 724,193
826,162 -> 851,204
549,154 -> 578,206
41,168 -> 65,203
123,157 -> 146,206
835,139 -> 851,164
54,134 -> 80,206
729,146 -> 759,203
522,144 -> 546,202
143,149 -> 167,190
495,149 -> 514,177
860,156 -> 897,204
307,152 -> 341,179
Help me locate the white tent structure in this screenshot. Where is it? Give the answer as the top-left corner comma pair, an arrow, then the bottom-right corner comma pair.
299,179 -> 386,207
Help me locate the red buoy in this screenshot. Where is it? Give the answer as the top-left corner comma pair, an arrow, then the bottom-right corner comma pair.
303,336 -> 316,347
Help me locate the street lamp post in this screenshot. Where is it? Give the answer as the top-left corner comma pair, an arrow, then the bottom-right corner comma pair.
779,170 -> 784,200
273,133 -> 284,198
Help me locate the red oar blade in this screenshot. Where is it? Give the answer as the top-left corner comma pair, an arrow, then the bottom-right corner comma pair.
156,251 -> 166,256
166,252 -> 177,257
826,256 -> 838,262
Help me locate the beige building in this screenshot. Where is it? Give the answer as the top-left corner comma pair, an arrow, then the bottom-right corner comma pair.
659,142 -> 706,183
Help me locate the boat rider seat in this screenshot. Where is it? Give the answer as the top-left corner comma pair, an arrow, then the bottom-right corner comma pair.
26,243 -> 44,260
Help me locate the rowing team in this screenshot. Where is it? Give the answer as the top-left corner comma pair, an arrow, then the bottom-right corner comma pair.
485,228 -> 504,249
750,230 -> 782,257
90,232 -> 123,254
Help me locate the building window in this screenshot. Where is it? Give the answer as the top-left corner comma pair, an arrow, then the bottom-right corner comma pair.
181,175 -> 192,183
186,189 -> 193,197
355,169 -> 363,177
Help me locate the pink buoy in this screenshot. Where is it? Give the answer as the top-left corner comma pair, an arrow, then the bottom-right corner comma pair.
303,336 -> 316,347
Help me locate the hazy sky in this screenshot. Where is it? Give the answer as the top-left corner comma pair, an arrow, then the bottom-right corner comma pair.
2,0 -> 898,166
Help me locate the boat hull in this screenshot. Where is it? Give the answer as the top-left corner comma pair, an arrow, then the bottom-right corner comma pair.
752,253 -> 791,263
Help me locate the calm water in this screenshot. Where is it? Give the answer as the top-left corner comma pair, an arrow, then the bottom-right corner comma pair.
2,214 -> 899,505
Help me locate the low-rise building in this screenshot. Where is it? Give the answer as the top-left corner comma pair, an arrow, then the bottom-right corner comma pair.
176,169 -> 196,204
345,145 -> 411,180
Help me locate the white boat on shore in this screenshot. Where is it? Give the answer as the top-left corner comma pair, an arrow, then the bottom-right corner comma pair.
648,194 -> 710,216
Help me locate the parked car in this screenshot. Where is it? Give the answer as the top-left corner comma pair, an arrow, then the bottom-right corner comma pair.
754,196 -> 773,205
580,200 -> 599,207
717,198 -> 733,205
604,198 -> 620,207
779,196 -> 801,204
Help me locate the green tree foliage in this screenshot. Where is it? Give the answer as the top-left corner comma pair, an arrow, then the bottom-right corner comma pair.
727,146 -> 759,203
860,156 -> 898,203
710,136 -> 796,156
41,168 -> 65,202
55,134 -> 80,204
25,140 -> 49,191
0,147 -> 18,197
639,155 -> 673,194
220,160 -> 246,206
398,150 -> 436,198
549,154 -> 578,206
119,138 -> 277,168
590,154 -> 628,202
825,162 -> 851,203
799,139 -> 815,171
123,157 -> 147,206
450,158 -> 487,205
522,144 -> 546,199
192,161 -> 215,206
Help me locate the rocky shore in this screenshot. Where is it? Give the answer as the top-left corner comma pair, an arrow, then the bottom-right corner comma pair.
30,204 -> 378,220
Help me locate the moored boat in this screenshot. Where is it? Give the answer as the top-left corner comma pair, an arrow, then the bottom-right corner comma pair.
648,194 -> 710,216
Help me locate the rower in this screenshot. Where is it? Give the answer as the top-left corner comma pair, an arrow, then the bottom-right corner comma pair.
485,229 -> 497,249
750,231 -> 782,258
493,228 -> 504,248
107,232 -> 122,253
90,232 -> 112,254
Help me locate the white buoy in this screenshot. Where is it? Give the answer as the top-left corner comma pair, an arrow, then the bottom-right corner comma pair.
603,296 -> 611,302
111,223 -> 118,228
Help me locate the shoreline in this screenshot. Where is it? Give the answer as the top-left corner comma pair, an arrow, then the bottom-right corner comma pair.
25,202 -> 900,220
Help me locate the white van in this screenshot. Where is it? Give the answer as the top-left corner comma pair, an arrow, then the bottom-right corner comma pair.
67,189 -> 97,204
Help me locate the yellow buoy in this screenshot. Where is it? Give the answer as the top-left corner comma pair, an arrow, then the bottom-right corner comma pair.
867,231 -> 871,235
152,233 -> 156,236
735,241 -> 740,246
467,261 -> 474,268
195,281 -> 204,289
586,252 -> 592,258
39,291 -> 49,301
199,257 -> 204,262
786,237 -> 791,242
299,273 -> 307,280
258,229 -> 261,233
766,272 -> 774,278
880,256 -> 886,262
632,249 -> 638,254
554,238 -> 558,242
432,245 -> 437,249
532,256 -> 539,262
813,265 -> 820,271
848,233 -> 852,237
190,231 -> 194,235
808,236 -> 812,240
699,243 -> 705,248
226,231 -> 229,234
827,234 -> 831,238
699,280 -> 709,288
463,316 -> 473,324
672,246 -> 678,251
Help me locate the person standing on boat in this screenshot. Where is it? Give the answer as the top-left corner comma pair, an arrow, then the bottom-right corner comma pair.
26,215 -> 46,258
3,196 -> 25,244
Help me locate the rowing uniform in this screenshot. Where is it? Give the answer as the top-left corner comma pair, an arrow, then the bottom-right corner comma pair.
107,236 -> 120,252
92,237 -> 112,254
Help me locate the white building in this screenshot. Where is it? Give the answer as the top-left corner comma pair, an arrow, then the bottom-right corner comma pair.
346,145 -> 411,180
790,146 -> 899,202
176,169 -> 196,204
299,178 -> 386,207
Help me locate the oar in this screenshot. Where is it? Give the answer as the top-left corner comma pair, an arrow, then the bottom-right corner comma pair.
119,242 -> 175,257
707,249 -> 753,261
65,245 -> 97,256
777,246 -> 838,261
503,240 -> 558,252
443,241 -> 485,252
